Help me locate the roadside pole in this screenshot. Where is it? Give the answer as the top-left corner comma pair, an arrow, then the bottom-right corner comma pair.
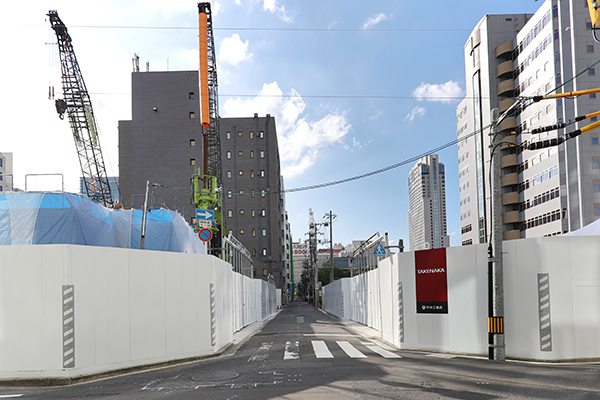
489,109 -> 505,361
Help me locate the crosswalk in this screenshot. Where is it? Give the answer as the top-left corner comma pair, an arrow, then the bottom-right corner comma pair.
249,340 -> 401,362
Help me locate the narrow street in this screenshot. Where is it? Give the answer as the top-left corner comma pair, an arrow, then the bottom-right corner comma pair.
2,301 -> 599,399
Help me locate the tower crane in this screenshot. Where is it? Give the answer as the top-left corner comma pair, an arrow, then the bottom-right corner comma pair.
192,2 -> 224,254
48,10 -> 114,207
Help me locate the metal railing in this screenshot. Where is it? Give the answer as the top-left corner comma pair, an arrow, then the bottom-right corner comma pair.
222,234 -> 253,278
351,232 -> 387,274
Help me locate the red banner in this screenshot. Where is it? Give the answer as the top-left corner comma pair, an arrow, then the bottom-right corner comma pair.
414,248 -> 448,314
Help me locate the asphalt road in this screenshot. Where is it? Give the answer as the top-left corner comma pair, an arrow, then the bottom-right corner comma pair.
2,300 -> 600,399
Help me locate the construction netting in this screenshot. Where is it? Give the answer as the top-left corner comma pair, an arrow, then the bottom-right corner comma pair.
0,192 -> 205,254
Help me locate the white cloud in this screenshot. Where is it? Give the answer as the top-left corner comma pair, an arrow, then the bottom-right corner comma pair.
219,34 -> 253,66
404,106 -> 426,122
369,109 -> 383,120
235,0 -> 292,22
222,82 -> 351,178
412,80 -> 464,103
363,13 -> 392,29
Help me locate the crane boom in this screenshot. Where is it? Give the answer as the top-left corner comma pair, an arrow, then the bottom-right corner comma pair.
48,10 -> 114,207
193,2 -> 224,255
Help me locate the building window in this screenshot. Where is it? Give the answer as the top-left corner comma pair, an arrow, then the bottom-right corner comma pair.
227,170 -> 232,178
239,190 -> 244,195
260,150 -> 265,159
589,68 -> 596,76
263,267 -> 267,276
592,135 -> 599,145
189,112 -> 195,119
238,131 -> 243,137
252,229 -> 256,237
262,249 -> 267,257
228,229 -> 233,236
226,131 -> 231,140
260,170 -> 265,178
250,151 -> 254,159
190,139 -> 196,146
262,228 -> 267,237
251,189 -> 255,197
189,92 -> 195,99
240,229 -> 245,235
238,151 -> 243,157
252,209 -> 255,217
226,151 -> 231,159
588,44 -> 595,53
261,209 -> 266,217
228,210 -> 232,218
252,248 -> 256,257
239,170 -> 243,176
190,159 -> 196,166
250,131 -> 254,139
227,190 -> 232,198
259,131 -> 264,139
595,181 -> 600,192
591,93 -> 597,99
251,170 -> 255,178
261,190 -> 266,198
240,209 -> 245,215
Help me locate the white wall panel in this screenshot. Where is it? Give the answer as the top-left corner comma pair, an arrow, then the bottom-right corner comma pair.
0,244 -> 277,380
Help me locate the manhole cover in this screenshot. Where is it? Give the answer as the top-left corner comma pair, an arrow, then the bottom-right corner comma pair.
191,371 -> 240,382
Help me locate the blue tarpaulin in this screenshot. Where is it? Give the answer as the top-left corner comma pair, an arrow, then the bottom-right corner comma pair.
0,192 -> 205,254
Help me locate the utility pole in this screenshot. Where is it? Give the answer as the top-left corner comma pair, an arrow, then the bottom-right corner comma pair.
325,211 -> 336,285
489,108 -> 505,361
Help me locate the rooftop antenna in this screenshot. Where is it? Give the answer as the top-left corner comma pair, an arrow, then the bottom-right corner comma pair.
132,53 -> 140,72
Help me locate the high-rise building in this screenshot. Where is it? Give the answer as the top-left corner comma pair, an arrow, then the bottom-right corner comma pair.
458,0 -> 600,245
118,70 -> 289,292
0,152 -> 13,192
408,154 -> 449,251
219,115 -> 290,293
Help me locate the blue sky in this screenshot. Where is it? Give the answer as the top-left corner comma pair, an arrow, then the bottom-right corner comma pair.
1,0 -> 544,249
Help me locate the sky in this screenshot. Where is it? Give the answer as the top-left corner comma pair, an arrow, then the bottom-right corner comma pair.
1,0 -> 544,250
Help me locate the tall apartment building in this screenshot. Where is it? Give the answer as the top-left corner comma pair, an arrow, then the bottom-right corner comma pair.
458,0 -> 600,245
119,70 -> 290,293
408,154 -> 449,251
0,152 -> 13,192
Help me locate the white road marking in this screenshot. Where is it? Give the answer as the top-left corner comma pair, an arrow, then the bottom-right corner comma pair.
311,340 -> 334,358
366,344 -> 402,358
337,341 -> 367,358
248,342 -> 272,362
303,334 -> 359,337
284,341 -> 300,360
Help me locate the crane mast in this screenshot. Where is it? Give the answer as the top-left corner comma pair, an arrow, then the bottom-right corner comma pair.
48,10 -> 114,207
193,2 -> 224,254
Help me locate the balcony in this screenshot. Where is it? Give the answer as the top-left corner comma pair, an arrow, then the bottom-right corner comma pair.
501,173 -> 519,187
497,79 -> 515,96
502,192 -> 520,206
498,116 -> 516,132
496,61 -> 514,79
503,230 -> 521,240
500,154 -> 518,169
503,210 -> 521,224
498,98 -> 515,113
495,41 -> 513,59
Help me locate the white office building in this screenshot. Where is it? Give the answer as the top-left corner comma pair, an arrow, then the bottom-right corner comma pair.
408,154 -> 449,251
0,152 -> 13,192
458,0 -> 600,245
